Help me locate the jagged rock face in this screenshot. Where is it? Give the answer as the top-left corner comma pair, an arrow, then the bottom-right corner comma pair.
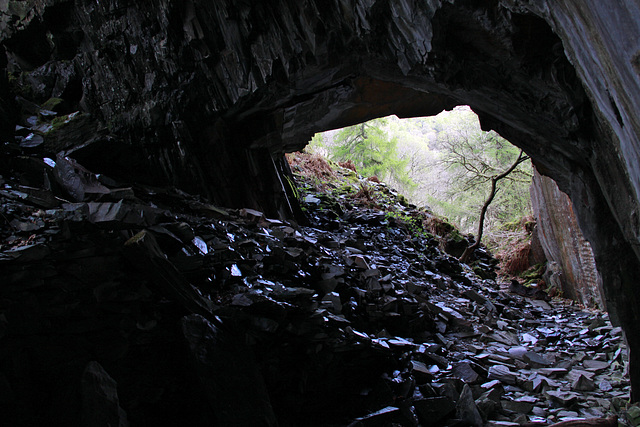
531,168 -> 605,309
2,0 -> 640,397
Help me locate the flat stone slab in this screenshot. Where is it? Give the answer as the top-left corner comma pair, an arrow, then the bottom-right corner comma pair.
488,365 -> 518,385
545,390 -> 580,406
523,351 -> 552,368
583,360 -> 610,372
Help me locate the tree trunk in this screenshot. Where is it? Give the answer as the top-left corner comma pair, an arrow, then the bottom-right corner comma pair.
459,151 -> 528,263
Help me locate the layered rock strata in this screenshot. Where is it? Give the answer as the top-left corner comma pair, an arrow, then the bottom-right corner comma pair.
531,169 -> 605,309
2,0 -> 640,398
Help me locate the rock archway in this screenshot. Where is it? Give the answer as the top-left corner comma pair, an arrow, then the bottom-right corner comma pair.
2,0 -> 640,398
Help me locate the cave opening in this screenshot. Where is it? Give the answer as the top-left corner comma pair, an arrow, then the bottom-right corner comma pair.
302,107 -> 533,234
2,0 -> 640,423
292,104 -> 603,310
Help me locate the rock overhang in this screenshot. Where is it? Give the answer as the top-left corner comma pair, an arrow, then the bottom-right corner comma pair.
2,0 -> 640,399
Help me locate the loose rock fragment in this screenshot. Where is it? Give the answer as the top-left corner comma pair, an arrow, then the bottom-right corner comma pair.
81,361 -> 129,427
413,396 -> 456,425
523,351 -> 552,368
456,384 -> 483,427
583,360 -> 609,372
546,390 -> 580,407
501,398 -> 534,414
453,361 -> 483,384
572,373 -> 596,391
348,406 -> 402,426
488,365 -> 518,385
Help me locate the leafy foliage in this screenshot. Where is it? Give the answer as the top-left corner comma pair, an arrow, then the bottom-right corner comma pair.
329,118 -> 414,191
305,107 -> 534,250
286,151 -> 462,249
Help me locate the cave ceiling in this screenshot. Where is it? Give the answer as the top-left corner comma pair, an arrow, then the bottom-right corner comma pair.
2,0 -> 640,399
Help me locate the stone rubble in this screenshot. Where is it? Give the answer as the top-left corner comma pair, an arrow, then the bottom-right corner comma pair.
0,146 -> 636,426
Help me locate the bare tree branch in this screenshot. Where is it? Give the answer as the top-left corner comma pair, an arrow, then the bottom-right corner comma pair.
459,150 -> 528,263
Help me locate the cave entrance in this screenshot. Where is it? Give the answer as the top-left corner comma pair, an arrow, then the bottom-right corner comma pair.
292,106 -> 537,272
305,107 -> 533,236
284,92 -> 609,313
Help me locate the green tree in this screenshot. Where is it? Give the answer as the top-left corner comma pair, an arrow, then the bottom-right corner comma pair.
305,109 -> 533,251
331,118 -> 414,190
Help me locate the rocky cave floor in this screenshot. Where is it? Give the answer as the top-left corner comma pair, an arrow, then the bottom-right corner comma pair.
0,146 -> 638,426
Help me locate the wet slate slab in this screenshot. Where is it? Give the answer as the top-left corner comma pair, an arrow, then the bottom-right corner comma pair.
0,149 -> 632,426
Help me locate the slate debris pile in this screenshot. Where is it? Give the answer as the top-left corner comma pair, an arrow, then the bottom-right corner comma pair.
0,146 -> 634,426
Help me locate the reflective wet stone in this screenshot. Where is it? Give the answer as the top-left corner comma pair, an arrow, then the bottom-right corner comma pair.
452,361 -> 482,384
0,148 -> 632,426
488,365 -> 518,385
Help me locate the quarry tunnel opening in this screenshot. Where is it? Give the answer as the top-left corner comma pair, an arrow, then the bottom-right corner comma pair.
272,80 -> 639,400
291,104 -> 600,307
2,0 -> 640,415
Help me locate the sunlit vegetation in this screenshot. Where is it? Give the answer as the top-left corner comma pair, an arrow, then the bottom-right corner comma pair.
306,106 -> 534,253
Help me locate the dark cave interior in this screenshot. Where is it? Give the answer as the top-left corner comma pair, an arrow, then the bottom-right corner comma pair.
2,0 -> 640,425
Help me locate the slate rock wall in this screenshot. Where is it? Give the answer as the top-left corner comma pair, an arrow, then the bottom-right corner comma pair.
531,168 -> 605,309
2,0 -> 640,397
